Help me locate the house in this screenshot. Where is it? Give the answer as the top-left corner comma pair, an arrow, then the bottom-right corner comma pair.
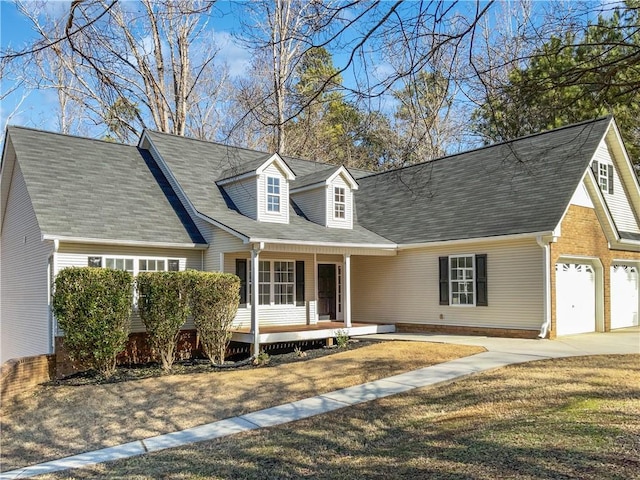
1,116 -> 639,366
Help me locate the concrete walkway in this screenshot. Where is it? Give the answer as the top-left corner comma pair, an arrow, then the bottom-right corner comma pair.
1,329 -> 638,480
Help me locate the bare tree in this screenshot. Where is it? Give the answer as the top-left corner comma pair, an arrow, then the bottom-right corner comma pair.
2,0 -> 228,142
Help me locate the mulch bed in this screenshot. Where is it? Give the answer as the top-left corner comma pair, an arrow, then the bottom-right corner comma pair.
47,339 -> 372,387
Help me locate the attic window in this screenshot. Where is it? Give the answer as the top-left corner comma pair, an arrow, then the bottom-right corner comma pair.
593,161 -> 614,194
334,187 -> 346,219
267,176 -> 280,213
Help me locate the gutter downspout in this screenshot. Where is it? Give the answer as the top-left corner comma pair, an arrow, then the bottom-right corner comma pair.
536,236 -> 552,338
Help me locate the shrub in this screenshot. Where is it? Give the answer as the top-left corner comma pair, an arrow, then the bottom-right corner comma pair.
188,271 -> 240,365
137,272 -> 191,372
53,267 -> 133,377
335,329 -> 349,349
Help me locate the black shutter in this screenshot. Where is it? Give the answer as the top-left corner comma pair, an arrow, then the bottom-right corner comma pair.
607,164 -> 614,194
236,259 -> 247,306
295,260 -> 305,306
439,257 -> 449,305
592,160 -> 599,177
476,254 -> 488,306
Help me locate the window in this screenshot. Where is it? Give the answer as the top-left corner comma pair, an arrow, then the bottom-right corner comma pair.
267,176 -> 280,212
88,256 -> 102,267
139,259 -> 166,272
259,260 -> 271,305
98,257 -> 181,275
273,261 -> 294,304
450,256 -> 475,305
105,257 -> 134,273
439,254 -> 488,307
251,260 -> 297,306
592,161 -> 614,194
334,187 -> 346,219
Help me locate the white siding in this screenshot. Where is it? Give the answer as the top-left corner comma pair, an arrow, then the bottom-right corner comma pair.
326,175 -> 353,229
200,223 -> 247,272
569,181 -> 594,209
56,244 -> 202,333
223,177 -> 257,219
257,163 -> 289,224
1,159 -> 53,362
291,187 -> 326,225
593,139 -> 640,233
224,252 -> 316,328
351,238 -> 544,331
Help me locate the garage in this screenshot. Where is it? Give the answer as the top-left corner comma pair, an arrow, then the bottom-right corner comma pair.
611,264 -> 639,329
556,263 -> 596,335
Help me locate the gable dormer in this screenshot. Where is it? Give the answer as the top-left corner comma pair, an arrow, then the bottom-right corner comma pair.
290,166 -> 358,229
217,153 -> 295,224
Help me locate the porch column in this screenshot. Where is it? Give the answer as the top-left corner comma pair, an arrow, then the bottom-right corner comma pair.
344,253 -> 352,328
251,247 -> 261,354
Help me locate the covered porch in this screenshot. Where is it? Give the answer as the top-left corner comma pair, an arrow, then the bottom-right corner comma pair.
222,241 -> 397,353
231,321 -> 396,346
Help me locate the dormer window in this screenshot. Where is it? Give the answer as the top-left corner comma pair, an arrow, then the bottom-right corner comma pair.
267,176 -> 281,212
334,187 -> 346,219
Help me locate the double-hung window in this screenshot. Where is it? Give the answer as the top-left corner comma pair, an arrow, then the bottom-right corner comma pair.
273,261 -> 295,304
105,257 -> 134,273
592,161 -> 614,194
267,176 -> 281,212
450,255 -> 475,305
259,260 -> 271,305
334,187 -> 346,219
439,254 -> 488,307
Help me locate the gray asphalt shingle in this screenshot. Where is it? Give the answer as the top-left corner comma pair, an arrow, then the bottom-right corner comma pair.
355,117 -> 611,244
7,126 -> 205,245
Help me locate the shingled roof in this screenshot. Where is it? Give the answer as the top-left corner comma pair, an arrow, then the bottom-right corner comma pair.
143,130 -> 393,246
5,126 -> 206,245
355,117 -> 612,244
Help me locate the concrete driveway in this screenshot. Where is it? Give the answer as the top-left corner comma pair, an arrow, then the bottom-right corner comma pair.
362,326 -> 640,357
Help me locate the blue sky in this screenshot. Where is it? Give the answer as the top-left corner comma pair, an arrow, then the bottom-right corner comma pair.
0,0 -> 252,134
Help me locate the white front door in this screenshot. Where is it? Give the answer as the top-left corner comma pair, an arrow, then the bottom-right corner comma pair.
611,265 -> 639,329
556,263 -> 596,335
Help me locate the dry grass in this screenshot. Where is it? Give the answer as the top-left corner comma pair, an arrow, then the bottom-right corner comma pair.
0,341 -> 483,471
34,354 -> 640,480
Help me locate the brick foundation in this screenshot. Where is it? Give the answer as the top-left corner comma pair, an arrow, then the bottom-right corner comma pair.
1,354 -> 55,405
396,323 -> 540,339
55,330 -> 204,378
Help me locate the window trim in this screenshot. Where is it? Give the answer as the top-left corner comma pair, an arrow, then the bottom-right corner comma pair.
439,254 -> 488,307
247,259 -> 297,307
266,176 -> 281,213
92,255 -> 182,275
449,254 -> 476,307
334,186 -> 346,219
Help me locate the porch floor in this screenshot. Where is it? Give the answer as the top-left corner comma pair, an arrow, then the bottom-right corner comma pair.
231,321 -> 396,345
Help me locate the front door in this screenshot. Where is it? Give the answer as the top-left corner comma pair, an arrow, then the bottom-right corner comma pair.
318,264 -> 336,320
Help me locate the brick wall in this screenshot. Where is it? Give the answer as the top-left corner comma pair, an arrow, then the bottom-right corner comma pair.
550,205 -> 640,338
1,354 -> 55,405
55,330 -> 203,378
396,323 -> 539,339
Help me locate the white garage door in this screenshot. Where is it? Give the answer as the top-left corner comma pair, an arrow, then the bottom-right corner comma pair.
611,265 -> 639,329
556,263 -> 596,335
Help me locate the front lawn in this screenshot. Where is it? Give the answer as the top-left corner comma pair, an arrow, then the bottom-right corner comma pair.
35,354 -> 640,480
0,340 -> 483,471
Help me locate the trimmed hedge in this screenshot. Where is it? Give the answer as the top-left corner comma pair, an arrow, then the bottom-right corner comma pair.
188,271 -> 240,365
53,267 -> 133,377
137,272 -> 191,371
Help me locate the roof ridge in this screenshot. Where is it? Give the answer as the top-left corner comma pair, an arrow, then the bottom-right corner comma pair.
6,125 -> 139,148
359,116 -> 611,181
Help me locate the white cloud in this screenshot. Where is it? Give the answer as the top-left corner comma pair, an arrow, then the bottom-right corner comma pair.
211,30 -> 251,78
